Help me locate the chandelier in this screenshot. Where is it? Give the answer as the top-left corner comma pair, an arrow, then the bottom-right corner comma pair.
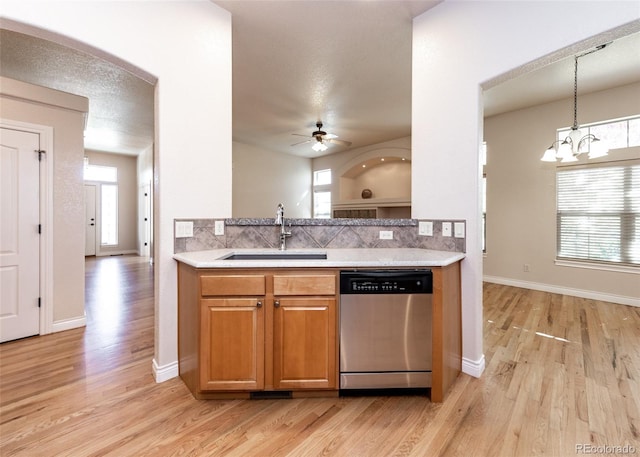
541,45 -> 610,163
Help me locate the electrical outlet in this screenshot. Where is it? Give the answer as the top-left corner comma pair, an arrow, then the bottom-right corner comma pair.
175,221 -> 193,238
454,222 -> 465,238
442,222 -> 452,237
379,230 -> 393,240
418,221 -> 433,236
214,220 -> 225,236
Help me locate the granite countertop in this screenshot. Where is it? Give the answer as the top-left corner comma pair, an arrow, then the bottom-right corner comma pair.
174,248 -> 465,269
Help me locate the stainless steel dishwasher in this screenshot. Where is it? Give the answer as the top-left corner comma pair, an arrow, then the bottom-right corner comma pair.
339,269 -> 433,389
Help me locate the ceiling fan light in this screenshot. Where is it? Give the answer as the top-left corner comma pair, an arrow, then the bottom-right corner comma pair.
312,141 -> 327,152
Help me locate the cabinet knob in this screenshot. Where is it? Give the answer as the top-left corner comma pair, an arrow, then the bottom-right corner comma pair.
274,300 -> 280,308
256,300 -> 263,308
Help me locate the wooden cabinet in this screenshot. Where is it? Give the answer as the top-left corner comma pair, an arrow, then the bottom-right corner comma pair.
178,260 -> 462,402
272,274 -> 336,390
177,264 -> 338,399
200,297 -> 264,391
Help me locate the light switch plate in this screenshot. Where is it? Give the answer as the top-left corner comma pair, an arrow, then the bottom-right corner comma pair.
454,222 -> 465,238
379,230 -> 393,240
175,221 -> 194,238
214,220 -> 225,236
418,221 -> 433,236
442,222 -> 452,237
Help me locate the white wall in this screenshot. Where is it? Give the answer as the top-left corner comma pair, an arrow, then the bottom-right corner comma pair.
0,1 -> 233,380
413,2 -> 639,377
0,76 -> 87,327
233,141 -> 312,218
484,82 -> 640,305
85,150 -> 138,256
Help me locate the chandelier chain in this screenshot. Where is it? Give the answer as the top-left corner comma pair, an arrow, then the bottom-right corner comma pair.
573,56 -> 579,130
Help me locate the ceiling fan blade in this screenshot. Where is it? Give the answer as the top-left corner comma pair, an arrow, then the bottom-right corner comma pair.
327,138 -> 352,147
324,133 -> 338,139
292,133 -> 311,138
291,139 -> 312,146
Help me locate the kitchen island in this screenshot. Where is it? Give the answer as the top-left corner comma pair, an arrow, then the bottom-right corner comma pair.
175,248 -> 464,402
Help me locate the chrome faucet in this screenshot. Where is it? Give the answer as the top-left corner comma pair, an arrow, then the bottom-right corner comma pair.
275,203 -> 292,250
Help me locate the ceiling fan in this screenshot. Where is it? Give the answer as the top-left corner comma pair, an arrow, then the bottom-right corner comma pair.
291,121 -> 352,152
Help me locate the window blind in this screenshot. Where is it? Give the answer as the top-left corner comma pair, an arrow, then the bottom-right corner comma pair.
556,162 -> 640,266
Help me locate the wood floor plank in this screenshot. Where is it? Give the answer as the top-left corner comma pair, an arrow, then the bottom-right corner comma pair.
1,257 -> 639,456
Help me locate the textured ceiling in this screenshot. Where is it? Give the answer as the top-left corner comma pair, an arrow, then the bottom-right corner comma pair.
0,28 -> 154,156
1,3 -> 638,158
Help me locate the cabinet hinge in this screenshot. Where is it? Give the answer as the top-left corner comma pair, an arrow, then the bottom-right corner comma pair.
35,149 -> 46,161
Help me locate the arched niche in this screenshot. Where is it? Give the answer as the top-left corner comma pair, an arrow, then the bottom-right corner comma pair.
333,147 -> 411,218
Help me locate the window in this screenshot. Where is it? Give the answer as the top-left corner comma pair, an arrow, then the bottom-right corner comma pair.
84,164 -> 117,182
556,162 -> 639,266
84,163 -> 118,246
313,169 -> 332,218
557,116 -> 640,153
314,169 -> 332,186
101,184 -> 118,246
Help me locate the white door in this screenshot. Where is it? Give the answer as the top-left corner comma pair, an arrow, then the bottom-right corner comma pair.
85,184 -> 97,256
0,128 -> 40,342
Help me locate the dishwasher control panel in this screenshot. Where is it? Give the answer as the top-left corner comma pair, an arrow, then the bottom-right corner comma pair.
340,270 -> 432,294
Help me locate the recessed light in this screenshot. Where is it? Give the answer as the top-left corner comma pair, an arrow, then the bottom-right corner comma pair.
381,158 -> 385,161
362,164 -> 366,168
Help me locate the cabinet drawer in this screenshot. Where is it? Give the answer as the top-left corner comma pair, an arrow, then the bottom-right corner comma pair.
200,275 -> 266,296
273,274 -> 336,296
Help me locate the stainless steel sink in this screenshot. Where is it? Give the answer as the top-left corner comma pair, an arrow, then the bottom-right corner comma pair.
220,252 -> 327,260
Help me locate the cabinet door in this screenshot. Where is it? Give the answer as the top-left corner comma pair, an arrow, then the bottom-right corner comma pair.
200,298 -> 264,391
272,297 -> 337,390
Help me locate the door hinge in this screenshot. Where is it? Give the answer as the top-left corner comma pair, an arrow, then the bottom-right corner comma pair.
35,149 -> 46,161
38,297 -> 41,308
38,224 -> 42,234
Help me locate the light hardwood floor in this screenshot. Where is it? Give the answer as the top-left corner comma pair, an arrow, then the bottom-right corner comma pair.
1,255 -> 639,456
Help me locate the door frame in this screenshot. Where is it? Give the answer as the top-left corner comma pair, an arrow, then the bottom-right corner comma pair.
1,119 -> 54,335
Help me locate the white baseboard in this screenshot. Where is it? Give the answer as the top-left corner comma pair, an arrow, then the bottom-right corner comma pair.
462,354 -> 485,378
483,275 -> 639,307
152,358 -> 179,383
51,316 -> 86,333
95,249 -> 138,257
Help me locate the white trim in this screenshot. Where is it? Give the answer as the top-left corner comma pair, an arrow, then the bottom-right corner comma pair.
0,119 -> 54,335
462,354 -> 485,378
555,259 -> 639,275
51,316 -> 86,333
152,358 -> 179,383
94,249 -> 139,257
483,275 -> 640,307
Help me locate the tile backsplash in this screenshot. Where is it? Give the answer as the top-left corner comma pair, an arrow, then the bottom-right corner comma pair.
174,218 -> 466,254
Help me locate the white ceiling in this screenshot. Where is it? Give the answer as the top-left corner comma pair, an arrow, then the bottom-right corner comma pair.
1,2 -> 638,157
